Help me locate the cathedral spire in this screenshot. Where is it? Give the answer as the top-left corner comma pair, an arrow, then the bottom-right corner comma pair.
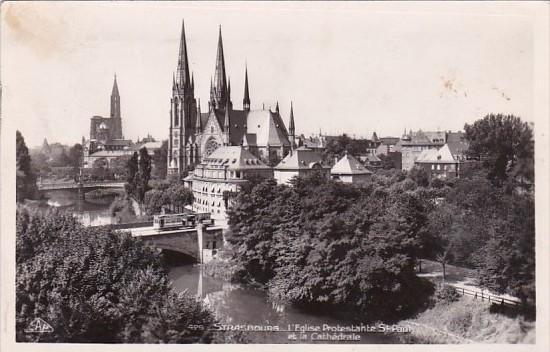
243,64 -> 250,111
195,99 -> 202,131
289,101 -> 296,147
111,74 -> 119,97
176,19 -> 191,89
223,95 -> 231,145
110,74 -> 122,139
275,101 -> 280,115
213,25 -> 227,109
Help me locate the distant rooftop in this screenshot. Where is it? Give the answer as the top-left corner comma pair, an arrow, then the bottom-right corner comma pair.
331,153 -> 372,175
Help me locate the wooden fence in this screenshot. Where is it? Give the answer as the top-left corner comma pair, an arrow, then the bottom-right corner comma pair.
448,285 -> 521,307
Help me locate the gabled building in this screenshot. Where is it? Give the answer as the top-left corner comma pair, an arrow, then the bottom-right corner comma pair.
274,146 -> 330,185
396,130 -> 447,171
167,21 -> 295,176
83,76 -> 134,169
189,146 -> 273,226
331,153 -> 372,183
414,144 -> 460,178
376,137 -> 400,155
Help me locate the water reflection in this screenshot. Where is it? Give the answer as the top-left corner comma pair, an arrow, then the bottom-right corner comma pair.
38,190 -> 118,226
168,265 -> 397,344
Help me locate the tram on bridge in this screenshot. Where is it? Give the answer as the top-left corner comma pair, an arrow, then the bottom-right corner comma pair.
153,212 -> 211,230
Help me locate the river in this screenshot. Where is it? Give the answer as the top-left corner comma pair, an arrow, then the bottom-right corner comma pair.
168,265 -> 398,344
40,189 -> 398,344
37,189 -> 118,226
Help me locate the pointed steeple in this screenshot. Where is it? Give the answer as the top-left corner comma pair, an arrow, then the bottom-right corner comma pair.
172,72 -> 176,92
176,19 -> 191,89
111,74 -> 119,97
227,76 -> 231,106
275,101 -> 280,115
224,97 -> 230,129
243,64 -> 250,111
213,25 -> 227,109
110,75 -> 121,139
223,96 -> 231,145
289,101 -> 295,136
195,99 -> 202,131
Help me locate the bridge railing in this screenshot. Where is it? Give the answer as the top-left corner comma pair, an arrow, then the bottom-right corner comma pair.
38,181 -> 125,190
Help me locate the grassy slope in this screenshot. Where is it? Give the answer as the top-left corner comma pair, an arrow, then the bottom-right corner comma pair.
399,297 -> 535,344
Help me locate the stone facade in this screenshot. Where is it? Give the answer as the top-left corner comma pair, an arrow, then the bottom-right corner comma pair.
189,146 -> 273,226
168,22 -> 296,177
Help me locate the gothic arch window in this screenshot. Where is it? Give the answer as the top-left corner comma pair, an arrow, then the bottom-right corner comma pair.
211,126 -> 215,134
204,137 -> 219,157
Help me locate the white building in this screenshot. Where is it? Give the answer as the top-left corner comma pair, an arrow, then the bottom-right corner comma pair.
273,146 -> 331,185
188,146 -> 273,226
331,153 -> 372,183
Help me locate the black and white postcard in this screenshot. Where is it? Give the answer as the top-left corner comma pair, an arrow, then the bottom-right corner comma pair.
1,1 -> 549,351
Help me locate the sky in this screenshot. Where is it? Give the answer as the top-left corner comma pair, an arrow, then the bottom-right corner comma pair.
1,1 -> 538,147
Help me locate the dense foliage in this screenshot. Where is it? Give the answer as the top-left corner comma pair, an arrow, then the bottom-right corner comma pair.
152,140 -> 168,179
16,208 -> 215,343
226,114 -> 535,318
322,134 -> 371,162
144,179 -> 194,215
227,172 -> 434,321
16,131 -> 37,202
464,114 -> 534,185
125,147 -> 152,204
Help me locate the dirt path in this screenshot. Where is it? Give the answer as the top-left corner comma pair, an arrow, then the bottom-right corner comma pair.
417,259 -> 520,303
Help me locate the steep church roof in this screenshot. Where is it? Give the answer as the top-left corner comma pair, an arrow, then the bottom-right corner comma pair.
245,110 -> 291,147
331,153 -> 372,175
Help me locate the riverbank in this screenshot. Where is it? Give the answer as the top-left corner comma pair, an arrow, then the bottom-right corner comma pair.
397,296 -> 535,343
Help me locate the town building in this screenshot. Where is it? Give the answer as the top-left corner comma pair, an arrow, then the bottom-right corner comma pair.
83,76 -> 134,169
274,146 -> 331,185
167,21 -> 295,177
189,146 -> 273,226
396,130 -> 447,171
331,152 -> 372,183
397,130 -> 468,171
414,144 -> 460,178
376,137 -> 400,155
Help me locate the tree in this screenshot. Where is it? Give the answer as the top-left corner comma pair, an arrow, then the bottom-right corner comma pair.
464,114 -> 534,185
110,155 -> 132,180
227,174 -> 433,320
152,140 -> 168,180
136,147 -> 152,203
408,166 -> 430,187
16,207 -> 215,343
68,143 -> 83,169
167,184 -> 194,212
125,152 -> 139,200
16,131 -> 37,202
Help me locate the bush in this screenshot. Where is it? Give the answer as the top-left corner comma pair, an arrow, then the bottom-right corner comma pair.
16,207 -> 215,343
434,285 -> 461,305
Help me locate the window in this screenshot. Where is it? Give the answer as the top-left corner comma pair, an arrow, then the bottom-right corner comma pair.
431,165 -> 435,170
436,165 -> 441,170
211,126 -> 214,133
236,171 -> 241,178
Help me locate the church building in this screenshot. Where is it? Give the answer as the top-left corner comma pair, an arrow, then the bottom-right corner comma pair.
83,76 -> 134,169
167,21 -> 296,176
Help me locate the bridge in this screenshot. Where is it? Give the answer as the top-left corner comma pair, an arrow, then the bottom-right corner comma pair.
115,222 -> 225,264
37,181 -> 126,191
